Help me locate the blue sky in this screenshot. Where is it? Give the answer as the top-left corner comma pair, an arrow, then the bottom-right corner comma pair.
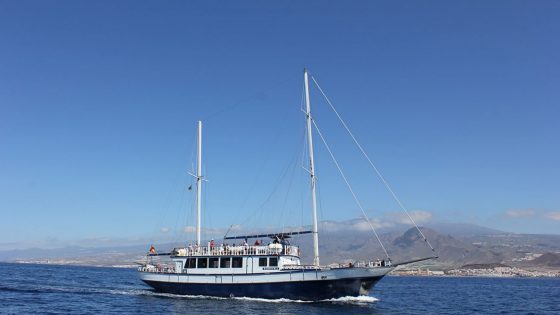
1,1 -> 559,249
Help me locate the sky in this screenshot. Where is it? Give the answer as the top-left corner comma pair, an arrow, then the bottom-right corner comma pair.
1,1 -> 559,250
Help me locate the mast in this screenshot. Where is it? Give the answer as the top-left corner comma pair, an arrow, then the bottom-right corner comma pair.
196,120 -> 202,246
304,69 -> 320,266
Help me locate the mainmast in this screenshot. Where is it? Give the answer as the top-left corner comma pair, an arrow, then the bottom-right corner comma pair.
196,120 -> 203,246
304,69 -> 320,266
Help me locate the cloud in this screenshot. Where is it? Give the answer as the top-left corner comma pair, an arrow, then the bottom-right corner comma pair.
183,226 -> 196,233
365,218 -> 395,229
182,225 -> 242,235
319,218 -> 393,232
318,211 -> 433,232
504,208 -> 560,222
505,209 -> 535,218
544,211 -> 560,221
225,224 -> 242,232
353,220 -> 375,231
160,227 -> 170,233
386,210 -> 433,225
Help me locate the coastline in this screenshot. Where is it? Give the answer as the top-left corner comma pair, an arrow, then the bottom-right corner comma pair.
4,260 -> 559,278
391,266 -> 560,278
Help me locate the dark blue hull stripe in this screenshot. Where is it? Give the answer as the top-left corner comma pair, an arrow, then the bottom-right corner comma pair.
142,276 -> 384,301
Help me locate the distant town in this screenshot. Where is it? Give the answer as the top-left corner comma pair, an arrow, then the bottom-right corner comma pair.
392,265 -> 560,278
10,259 -> 560,278
4,222 -> 560,279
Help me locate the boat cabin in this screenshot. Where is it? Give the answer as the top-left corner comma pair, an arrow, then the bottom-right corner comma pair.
168,242 -> 302,274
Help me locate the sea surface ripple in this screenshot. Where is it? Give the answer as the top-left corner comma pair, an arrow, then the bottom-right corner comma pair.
0,263 -> 558,314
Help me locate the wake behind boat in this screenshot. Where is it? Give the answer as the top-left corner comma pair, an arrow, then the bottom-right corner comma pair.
138,69 -> 435,301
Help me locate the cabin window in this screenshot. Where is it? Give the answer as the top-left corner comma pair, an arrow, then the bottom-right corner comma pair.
209,257 -> 219,268
269,257 -> 278,267
197,258 -> 208,268
220,257 -> 231,268
186,258 -> 196,269
259,257 -> 267,267
232,257 -> 243,268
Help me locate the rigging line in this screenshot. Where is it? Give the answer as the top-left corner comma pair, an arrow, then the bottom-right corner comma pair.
311,119 -> 390,259
150,130 -> 196,244
237,121 -> 307,229
279,138 -> 301,233
315,172 -> 331,250
311,75 -> 436,253
235,108 -> 302,228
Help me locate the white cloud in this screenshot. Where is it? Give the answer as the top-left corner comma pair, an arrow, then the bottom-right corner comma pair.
504,208 -> 560,222
319,218 -> 393,232
365,218 -> 394,229
505,209 -> 535,218
319,211 -> 433,231
386,210 -> 433,225
182,225 -> 243,235
544,211 -> 560,221
160,227 -> 170,233
352,220 -> 373,231
229,224 -> 242,231
183,226 -> 196,233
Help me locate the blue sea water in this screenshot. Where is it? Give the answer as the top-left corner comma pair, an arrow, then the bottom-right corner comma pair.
0,262 -> 559,314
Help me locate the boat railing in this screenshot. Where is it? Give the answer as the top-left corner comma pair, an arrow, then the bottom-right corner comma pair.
171,244 -> 301,257
329,259 -> 392,269
138,265 -> 175,273
281,260 -> 392,271
282,264 -> 325,270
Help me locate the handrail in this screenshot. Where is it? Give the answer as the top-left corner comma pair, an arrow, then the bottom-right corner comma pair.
392,256 -> 438,267
138,266 -> 175,273
170,244 -> 301,257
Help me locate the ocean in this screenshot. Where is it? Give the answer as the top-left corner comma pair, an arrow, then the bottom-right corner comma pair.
1,262 -> 558,314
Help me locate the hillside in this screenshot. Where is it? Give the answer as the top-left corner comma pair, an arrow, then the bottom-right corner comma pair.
531,252 -> 560,267
2,222 -> 559,271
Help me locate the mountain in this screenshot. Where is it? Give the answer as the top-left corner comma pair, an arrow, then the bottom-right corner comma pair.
425,223 -> 504,237
531,253 -> 560,267
2,222 -> 559,270
389,227 -> 501,267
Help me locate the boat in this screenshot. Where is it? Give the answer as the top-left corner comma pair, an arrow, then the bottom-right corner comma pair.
138,69 -> 436,301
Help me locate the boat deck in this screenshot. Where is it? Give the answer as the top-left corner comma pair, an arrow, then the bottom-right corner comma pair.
165,244 -> 301,257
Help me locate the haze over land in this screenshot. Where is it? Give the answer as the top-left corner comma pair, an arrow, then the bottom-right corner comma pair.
3,219 -> 559,273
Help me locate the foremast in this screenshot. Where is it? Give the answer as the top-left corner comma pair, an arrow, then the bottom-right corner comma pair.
304,69 -> 320,267
196,120 -> 203,246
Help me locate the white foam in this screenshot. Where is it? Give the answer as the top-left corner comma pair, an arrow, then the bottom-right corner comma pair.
137,292 -> 308,303
232,296 -> 311,303
43,286 -> 379,305
112,290 -> 379,305
322,295 -> 379,304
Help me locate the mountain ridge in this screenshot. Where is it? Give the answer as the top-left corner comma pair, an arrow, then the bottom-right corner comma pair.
2,222 -> 559,271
